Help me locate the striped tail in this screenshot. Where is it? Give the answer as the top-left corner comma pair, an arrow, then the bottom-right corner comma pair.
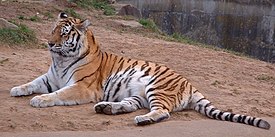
190,91 -> 271,130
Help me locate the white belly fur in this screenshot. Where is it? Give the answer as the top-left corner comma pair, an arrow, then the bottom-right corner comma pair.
103,69 -> 152,101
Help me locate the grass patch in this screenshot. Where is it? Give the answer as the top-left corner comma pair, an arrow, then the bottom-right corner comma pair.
17,15 -> 25,20
170,33 -> 198,45
139,18 -> 160,33
30,15 -> 41,22
17,15 -> 41,22
44,11 -> 54,19
64,8 -> 82,19
256,74 -> 275,81
0,23 -> 37,45
70,0 -> 115,16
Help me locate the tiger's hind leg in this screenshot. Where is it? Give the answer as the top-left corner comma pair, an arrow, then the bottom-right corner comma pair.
134,109 -> 170,125
94,95 -> 147,115
134,96 -> 171,125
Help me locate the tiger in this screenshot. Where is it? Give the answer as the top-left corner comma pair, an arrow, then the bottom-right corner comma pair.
10,13 -> 270,129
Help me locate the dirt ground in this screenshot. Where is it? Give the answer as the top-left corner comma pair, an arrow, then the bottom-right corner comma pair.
0,1 -> 275,133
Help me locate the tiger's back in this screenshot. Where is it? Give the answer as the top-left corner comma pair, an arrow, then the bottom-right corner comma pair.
10,13 -> 270,130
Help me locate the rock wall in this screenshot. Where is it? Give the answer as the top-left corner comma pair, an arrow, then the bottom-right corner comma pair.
118,0 -> 275,63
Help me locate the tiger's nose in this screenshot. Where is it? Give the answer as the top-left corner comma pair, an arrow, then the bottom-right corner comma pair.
48,42 -> 55,47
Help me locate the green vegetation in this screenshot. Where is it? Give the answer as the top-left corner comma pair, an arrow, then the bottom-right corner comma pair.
64,8 -> 82,19
17,15 -> 25,20
44,11 -> 54,19
0,24 -> 37,45
170,33 -> 198,45
256,74 -> 275,81
70,0 -> 115,16
30,15 -> 41,22
139,18 -> 160,33
17,15 -> 41,22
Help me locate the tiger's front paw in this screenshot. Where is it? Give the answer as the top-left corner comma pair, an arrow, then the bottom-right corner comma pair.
30,94 -> 55,108
94,102 -> 113,115
10,86 -> 32,97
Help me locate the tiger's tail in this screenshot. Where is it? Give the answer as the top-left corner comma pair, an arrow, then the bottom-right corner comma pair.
190,91 -> 271,130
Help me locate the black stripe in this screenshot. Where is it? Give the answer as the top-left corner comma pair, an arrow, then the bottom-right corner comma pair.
42,76 -> 52,93
131,96 -> 143,108
147,93 -> 157,100
164,84 -> 178,91
149,98 -> 158,103
128,69 -> 136,76
213,113 -> 218,119
146,88 -> 156,94
75,65 -> 101,83
107,55 -> 117,75
204,103 -> 211,115
225,114 -> 230,121
61,48 -> 90,78
148,68 -> 170,85
241,115 -> 247,123
180,80 -> 187,91
237,115 -> 242,123
112,80 -> 122,99
249,117 -> 256,126
209,108 -> 217,116
198,104 -> 202,113
154,72 -> 174,85
256,119 -> 262,127
114,60 -> 125,75
229,113 -> 235,122
91,34 -> 95,44
217,111 -> 224,120
118,57 -> 124,63
170,76 -> 183,87
141,67 -> 151,77
65,51 -> 103,84
92,44 -> 99,54
131,61 -> 138,68
150,104 -> 164,110
103,77 -> 112,91
141,61 -> 149,71
127,58 -> 131,63
122,65 -> 132,75
196,98 -> 206,103
154,65 -> 161,72
125,77 -> 133,89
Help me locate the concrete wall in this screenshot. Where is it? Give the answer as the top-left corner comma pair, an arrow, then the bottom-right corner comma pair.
118,0 -> 275,63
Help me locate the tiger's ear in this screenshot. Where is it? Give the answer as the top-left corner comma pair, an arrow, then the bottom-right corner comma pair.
58,12 -> 68,19
75,19 -> 91,32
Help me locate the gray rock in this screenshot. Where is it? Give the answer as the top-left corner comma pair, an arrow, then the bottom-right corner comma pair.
113,20 -> 142,28
0,18 -> 18,29
117,4 -> 141,19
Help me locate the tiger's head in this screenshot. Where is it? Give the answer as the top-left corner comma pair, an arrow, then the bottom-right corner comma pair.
48,13 -> 92,57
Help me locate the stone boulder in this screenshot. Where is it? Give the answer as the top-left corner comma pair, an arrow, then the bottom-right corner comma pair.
113,20 -> 142,28
0,18 -> 18,29
117,4 -> 141,19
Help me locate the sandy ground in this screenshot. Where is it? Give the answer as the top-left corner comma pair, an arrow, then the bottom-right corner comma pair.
0,0 -> 275,135
2,118 -> 275,137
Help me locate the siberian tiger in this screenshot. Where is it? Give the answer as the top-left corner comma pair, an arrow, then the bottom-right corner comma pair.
10,13 -> 270,129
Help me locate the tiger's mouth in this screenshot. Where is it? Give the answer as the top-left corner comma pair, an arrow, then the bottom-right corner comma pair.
49,45 -> 77,58
49,45 -> 65,56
